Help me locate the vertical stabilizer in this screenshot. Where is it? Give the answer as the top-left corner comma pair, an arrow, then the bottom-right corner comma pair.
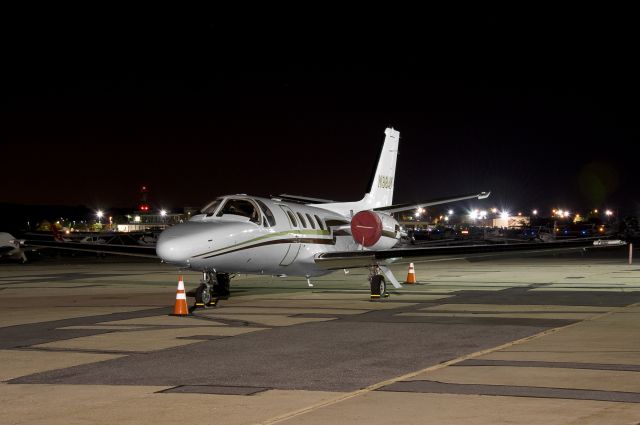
310,128 -> 400,216
366,128 -> 399,208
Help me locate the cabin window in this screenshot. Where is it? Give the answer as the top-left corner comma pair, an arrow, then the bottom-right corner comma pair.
201,198 -> 223,216
296,212 -> 307,228
315,215 -> 325,230
306,213 -> 316,229
286,211 -> 298,227
256,200 -> 276,227
217,199 -> 260,224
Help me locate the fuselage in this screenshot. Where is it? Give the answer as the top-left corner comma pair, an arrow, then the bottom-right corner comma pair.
155,195 -> 366,277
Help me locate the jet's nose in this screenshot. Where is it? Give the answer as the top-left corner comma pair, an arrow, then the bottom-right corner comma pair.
156,224 -> 198,265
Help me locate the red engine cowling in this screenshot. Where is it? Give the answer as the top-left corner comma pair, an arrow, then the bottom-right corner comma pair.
350,210 -> 400,250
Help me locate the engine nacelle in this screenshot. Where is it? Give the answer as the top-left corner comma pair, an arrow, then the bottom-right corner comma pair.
350,210 -> 400,250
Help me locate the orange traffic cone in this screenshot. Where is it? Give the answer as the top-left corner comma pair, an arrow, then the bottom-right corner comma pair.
171,275 -> 190,316
405,263 -> 417,284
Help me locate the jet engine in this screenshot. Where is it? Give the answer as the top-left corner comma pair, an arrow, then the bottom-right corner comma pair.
350,210 -> 400,250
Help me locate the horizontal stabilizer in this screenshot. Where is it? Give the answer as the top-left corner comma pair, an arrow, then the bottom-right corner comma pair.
374,192 -> 490,214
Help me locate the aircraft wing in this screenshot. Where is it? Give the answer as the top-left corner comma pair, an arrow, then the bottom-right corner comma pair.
374,192 -> 490,214
314,238 -> 625,270
25,239 -> 158,258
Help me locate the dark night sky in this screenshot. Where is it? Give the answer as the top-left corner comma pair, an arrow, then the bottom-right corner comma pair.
2,16 -> 639,215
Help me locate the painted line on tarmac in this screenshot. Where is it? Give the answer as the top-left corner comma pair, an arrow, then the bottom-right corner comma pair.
258,301 -> 640,425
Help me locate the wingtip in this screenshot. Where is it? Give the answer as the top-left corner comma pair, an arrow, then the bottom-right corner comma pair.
478,191 -> 491,199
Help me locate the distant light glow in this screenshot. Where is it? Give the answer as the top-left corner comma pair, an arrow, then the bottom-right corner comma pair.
532,209 -> 538,215
160,209 -> 167,217
500,211 -> 509,219
448,209 -> 454,215
605,210 -> 613,216
96,210 -> 104,219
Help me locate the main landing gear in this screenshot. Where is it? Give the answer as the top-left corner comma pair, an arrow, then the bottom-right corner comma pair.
193,271 -> 232,308
369,266 -> 389,301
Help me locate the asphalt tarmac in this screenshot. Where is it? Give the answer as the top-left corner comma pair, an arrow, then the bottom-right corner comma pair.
1,248 -> 640,424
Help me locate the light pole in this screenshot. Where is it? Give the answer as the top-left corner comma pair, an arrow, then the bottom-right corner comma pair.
160,209 -> 167,227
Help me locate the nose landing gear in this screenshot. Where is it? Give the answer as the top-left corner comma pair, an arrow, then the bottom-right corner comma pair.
193,271 -> 232,308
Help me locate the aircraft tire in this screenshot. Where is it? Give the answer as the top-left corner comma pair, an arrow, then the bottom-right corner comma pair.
370,275 -> 386,297
195,284 -> 212,306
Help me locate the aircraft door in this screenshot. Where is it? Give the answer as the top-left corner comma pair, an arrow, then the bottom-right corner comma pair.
278,205 -> 302,266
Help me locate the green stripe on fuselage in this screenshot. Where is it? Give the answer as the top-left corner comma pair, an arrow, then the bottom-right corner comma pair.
193,229 -> 331,258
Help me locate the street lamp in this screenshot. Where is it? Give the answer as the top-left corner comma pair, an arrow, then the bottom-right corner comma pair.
96,210 -> 104,224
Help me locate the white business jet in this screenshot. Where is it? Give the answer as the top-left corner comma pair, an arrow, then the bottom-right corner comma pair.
26,128 -> 621,304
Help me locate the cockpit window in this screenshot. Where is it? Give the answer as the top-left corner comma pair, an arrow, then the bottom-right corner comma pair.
217,199 -> 260,223
255,200 -> 276,227
201,198 -> 223,216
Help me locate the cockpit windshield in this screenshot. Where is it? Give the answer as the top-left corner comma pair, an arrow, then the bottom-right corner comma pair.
255,200 -> 276,227
217,199 -> 260,224
201,198 -> 223,216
